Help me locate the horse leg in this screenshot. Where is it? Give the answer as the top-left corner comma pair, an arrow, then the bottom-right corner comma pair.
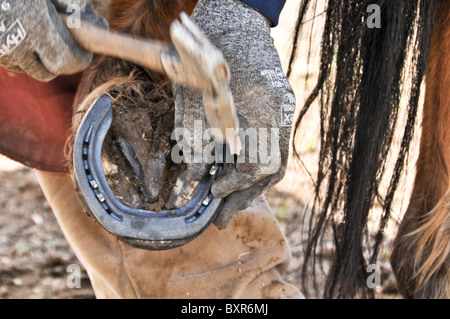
391,1 -> 450,299
56,0 -> 304,298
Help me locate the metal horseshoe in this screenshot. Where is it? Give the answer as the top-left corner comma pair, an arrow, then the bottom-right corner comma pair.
72,94 -> 225,250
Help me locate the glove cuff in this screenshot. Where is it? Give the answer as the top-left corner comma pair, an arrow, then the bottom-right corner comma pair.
239,0 -> 286,27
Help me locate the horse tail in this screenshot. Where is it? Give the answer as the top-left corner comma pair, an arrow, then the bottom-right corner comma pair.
391,1 -> 450,298
290,0 -> 440,298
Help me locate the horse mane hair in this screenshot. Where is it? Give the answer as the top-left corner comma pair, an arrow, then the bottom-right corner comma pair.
289,0 -> 441,298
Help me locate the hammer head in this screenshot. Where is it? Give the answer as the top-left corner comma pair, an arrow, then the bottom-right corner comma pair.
161,13 -> 241,155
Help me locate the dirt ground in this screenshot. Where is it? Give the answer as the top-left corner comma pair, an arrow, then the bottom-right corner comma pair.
0,0 -> 410,299
0,160 -> 94,299
0,155 -> 401,299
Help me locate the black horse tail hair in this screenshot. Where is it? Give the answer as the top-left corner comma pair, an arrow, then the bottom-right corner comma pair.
289,0 -> 441,298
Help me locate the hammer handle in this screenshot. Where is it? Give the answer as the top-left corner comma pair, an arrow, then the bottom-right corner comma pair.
61,15 -> 169,74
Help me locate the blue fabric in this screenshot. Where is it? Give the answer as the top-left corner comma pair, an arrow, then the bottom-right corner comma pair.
239,0 -> 286,26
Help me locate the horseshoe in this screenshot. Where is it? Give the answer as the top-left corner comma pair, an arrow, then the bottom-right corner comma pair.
73,94 -> 225,250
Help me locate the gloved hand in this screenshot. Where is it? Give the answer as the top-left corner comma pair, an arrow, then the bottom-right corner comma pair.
173,0 -> 296,229
0,0 -> 107,81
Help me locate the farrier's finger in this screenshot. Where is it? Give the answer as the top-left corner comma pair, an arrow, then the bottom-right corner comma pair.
213,176 -> 273,229
211,163 -> 264,198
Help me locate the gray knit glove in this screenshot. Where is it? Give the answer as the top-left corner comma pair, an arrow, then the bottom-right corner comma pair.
0,0 -> 107,81
173,0 -> 295,229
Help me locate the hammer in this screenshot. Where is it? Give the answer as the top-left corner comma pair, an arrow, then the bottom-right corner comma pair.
61,12 -> 241,155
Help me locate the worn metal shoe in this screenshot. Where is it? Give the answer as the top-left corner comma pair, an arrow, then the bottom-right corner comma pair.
72,92 -> 225,250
